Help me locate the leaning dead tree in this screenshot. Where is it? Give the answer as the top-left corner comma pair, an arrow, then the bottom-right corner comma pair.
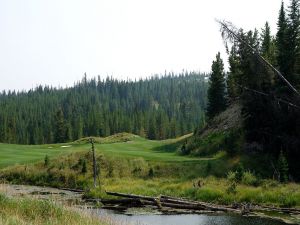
216,19 -> 300,98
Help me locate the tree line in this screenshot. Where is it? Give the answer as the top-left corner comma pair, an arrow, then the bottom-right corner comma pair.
207,0 -> 300,180
0,72 -> 207,144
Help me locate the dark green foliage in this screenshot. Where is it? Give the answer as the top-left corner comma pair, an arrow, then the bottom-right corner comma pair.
44,155 -> 49,167
186,130 -> 243,157
207,53 -> 227,119
224,129 -> 243,156
227,43 -> 241,99
261,22 -> 277,65
54,109 -> 67,143
276,2 -> 289,82
235,163 -> 244,182
216,0 -> 300,180
180,143 -> 189,155
81,160 -> 87,174
278,151 -> 289,183
0,73 -> 208,144
286,0 -> 300,85
205,161 -> 212,175
148,168 -> 154,178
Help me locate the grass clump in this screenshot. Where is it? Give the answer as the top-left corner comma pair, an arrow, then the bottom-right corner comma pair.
0,194 -> 110,225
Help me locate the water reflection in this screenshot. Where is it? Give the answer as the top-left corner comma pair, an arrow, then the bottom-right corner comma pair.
93,209 -> 287,225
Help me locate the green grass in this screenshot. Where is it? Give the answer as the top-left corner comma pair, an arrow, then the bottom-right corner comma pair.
1,133 -> 300,209
0,133 -> 203,168
0,194 -> 111,225
0,143 -> 82,168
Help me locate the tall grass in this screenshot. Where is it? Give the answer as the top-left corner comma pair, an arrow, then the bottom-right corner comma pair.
0,194 -> 115,225
84,177 -> 300,208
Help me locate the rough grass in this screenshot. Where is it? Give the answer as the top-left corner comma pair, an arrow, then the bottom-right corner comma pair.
84,177 -> 300,208
1,133 -> 300,209
0,194 -> 112,225
73,132 -> 137,144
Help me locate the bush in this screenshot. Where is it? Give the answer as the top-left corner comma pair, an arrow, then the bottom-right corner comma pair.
226,182 -> 237,194
241,171 -> 258,186
81,160 -> 87,174
227,171 -> 237,182
148,168 -> 154,178
44,155 -> 49,167
235,163 -> 244,182
278,150 -> 289,183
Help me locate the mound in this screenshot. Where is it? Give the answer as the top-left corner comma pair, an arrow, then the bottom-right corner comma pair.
73,133 -> 138,144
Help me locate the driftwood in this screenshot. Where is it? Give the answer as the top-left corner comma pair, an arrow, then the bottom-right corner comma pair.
104,191 -> 241,214
100,191 -> 300,216
59,187 -> 84,193
258,206 -> 300,214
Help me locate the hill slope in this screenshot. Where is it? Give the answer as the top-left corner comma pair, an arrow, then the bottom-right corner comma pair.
0,73 -> 207,145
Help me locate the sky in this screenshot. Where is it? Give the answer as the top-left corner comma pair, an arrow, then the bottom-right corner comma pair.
0,0 -> 281,91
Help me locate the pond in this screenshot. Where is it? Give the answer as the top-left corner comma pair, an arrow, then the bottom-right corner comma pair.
0,184 -> 294,225
91,208 -> 289,225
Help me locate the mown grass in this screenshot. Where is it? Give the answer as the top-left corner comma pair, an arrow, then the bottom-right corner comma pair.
0,133 -> 198,168
0,194 -> 112,225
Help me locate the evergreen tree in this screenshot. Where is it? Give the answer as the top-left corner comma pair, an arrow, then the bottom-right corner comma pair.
207,52 -> 227,119
260,22 -> 276,88
54,109 -> 66,143
227,43 -> 241,99
0,73 -> 208,144
261,22 -> 277,66
286,0 -> 300,84
276,1 -> 289,81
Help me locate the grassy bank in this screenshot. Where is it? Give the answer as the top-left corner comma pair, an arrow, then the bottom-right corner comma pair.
1,150 -> 300,208
1,133 -> 300,208
0,194 -> 111,225
87,177 -> 300,208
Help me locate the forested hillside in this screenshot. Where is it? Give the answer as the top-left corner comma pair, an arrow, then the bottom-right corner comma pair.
0,72 -> 207,144
187,0 -> 300,181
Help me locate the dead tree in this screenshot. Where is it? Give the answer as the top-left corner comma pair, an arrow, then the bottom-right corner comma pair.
90,138 -> 97,188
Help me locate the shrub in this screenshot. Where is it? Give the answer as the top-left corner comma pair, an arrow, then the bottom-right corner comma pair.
148,168 -> 154,178
235,163 -> 244,182
44,155 -> 49,167
241,171 -> 258,186
278,150 -> 289,183
226,181 -> 237,194
227,171 -> 237,182
81,160 -> 87,174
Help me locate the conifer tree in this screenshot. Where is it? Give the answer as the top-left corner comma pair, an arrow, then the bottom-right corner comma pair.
207,52 -> 227,119
227,43 -> 240,99
261,22 -> 277,65
276,1 -> 289,79
54,109 -> 66,143
286,0 -> 300,84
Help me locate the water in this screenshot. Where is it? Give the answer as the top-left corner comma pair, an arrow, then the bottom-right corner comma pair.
92,209 -> 288,225
0,184 -> 291,225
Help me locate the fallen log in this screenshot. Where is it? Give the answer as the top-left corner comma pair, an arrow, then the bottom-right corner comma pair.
258,206 -> 300,214
59,187 -> 84,193
105,191 -> 241,213
160,195 -> 242,213
105,191 -> 156,202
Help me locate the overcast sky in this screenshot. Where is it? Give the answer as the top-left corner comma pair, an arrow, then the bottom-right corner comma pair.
0,0 -> 281,91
